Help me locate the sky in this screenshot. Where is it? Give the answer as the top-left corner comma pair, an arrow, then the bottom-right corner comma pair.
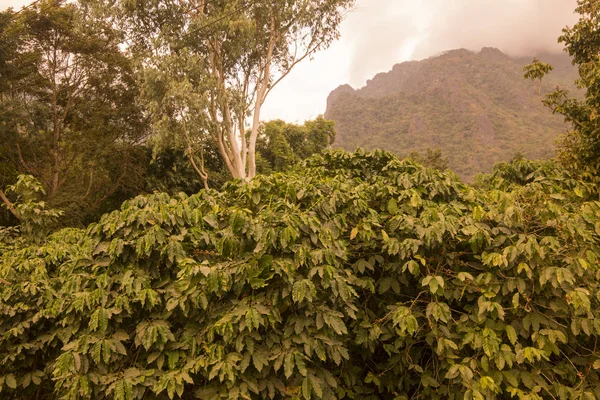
2,0 -> 580,122
259,0 -> 579,123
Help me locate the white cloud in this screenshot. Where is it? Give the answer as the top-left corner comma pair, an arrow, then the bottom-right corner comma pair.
410,0 -> 578,59
1,0 -> 30,11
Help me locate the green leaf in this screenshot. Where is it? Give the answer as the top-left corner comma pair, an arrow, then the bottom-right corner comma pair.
302,377 -> 311,400
284,353 -> 295,379
5,374 -> 16,389
252,349 -> 268,372
295,354 -> 307,377
387,198 -> 399,215
420,374 -> 440,388
308,375 -> 323,398
327,315 -> 347,335
506,325 -> 518,345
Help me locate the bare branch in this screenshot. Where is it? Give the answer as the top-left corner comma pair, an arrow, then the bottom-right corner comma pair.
182,116 -> 210,189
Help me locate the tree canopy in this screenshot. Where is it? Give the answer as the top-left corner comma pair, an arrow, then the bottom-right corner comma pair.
526,0 -> 600,188
114,0 -> 355,181
256,117 -> 336,173
0,0 -> 148,225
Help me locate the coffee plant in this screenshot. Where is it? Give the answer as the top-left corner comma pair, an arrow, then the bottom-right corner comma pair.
1,150 -> 599,399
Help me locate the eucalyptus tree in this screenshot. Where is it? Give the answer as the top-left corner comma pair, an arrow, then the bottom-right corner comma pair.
115,0 -> 355,181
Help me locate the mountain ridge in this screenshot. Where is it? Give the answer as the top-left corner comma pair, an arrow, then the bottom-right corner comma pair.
325,47 -> 578,179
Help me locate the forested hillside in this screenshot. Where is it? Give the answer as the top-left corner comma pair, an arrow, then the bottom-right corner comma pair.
325,48 -> 578,180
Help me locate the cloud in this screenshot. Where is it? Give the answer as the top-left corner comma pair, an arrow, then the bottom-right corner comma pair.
411,0 -> 579,59
345,0 -> 420,86
346,0 -> 579,86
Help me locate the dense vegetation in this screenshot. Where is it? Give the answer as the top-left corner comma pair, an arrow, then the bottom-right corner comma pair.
1,150 -> 600,399
0,0 -> 148,225
0,0 -> 349,226
325,48 -> 579,180
3,0 -> 600,399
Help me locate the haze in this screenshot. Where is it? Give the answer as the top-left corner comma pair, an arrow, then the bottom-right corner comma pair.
1,0 -> 579,122
262,0 -> 578,122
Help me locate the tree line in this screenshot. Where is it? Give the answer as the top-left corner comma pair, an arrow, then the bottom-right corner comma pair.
0,0 -> 352,226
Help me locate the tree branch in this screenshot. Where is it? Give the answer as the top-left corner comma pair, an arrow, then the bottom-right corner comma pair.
182,117 -> 210,190
15,142 -> 33,176
0,189 -> 19,220
82,168 -> 94,200
264,38 -> 322,100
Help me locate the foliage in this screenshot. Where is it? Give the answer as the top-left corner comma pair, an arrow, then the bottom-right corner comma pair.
0,175 -> 63,244
534,0 -> 600,188
256,117 -> 336,173
407,148 -> 449,171
0,0 -> 148,225
145,147 -> 230,195
114,0 -> 355,180
1,149 -> 600,399
325,48 -> 579,180
523,58 -> 554,96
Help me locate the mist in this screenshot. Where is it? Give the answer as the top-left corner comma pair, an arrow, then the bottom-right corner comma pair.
348,0 -> 579,87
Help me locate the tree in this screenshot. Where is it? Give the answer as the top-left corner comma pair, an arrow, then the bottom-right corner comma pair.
524,0 -> 600,187
0,0 -> 148,224
523,57 -> 553,96
115,0 -> 355,181
256,116 -> 336,173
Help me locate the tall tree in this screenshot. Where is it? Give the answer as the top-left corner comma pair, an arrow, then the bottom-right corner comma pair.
523,57 -> 553,97
525,0 -> 600,187
0,0 -> 148,224
114,0 -> 355,181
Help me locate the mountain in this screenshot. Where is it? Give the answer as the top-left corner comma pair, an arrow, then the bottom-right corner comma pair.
324,47 -> 579,180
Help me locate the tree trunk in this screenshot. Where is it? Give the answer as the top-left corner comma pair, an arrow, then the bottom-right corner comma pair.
247,21 -> 275,180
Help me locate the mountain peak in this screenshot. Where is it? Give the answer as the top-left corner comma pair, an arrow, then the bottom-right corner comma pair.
325,48 -> 577,180
479,47 -> 511,59
326,84 -> 355,109
438,48 -> 474,58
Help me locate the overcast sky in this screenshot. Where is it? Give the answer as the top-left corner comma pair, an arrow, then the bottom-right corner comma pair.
2,0 -> 579,122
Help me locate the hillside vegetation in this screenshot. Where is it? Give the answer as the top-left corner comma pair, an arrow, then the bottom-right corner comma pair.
325,48 -> 578,180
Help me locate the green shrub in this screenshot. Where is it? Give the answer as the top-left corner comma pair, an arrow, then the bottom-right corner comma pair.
1,150 -> 599,399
